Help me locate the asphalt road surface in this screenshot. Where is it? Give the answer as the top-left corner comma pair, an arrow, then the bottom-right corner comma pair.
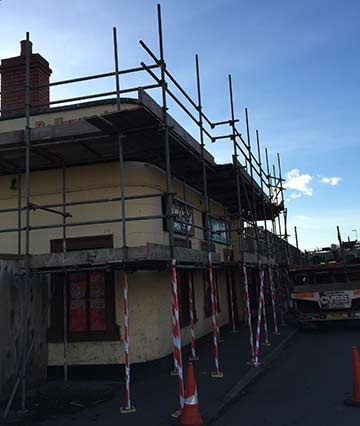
216,323 -> 360,426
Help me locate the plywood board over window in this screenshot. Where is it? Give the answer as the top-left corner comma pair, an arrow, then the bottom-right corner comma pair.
47,235 -> 119,342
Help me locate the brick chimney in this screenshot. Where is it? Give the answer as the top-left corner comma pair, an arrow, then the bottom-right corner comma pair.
0,39 -> 52,118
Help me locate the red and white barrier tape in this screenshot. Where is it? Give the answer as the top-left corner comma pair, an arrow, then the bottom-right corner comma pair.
269,267 -> 279,334
254,267 -> 265,366
171,294 -> 178,374
276,265 -> 285,325
214,274 -> 221,342
171,259 -> 184,409
262,269 -> 270,345
188,272 -> 198,360
208,253 -> 223,377
228,270 -> 237,332
243,265 -> 255,363
121,272 -> 135,413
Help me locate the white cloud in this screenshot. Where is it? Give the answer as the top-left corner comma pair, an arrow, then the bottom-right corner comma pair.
290,192 -> 302,199
295,215 -> 308,220
320,176 -> 342,186
285,169 -> 313,196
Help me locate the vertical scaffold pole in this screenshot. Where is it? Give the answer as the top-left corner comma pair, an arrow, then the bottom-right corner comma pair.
208,254 -> 223,378
62,165 -> 68,382
277,153 -> 291,308
214,272 -> 222,342
188,272 -> 198,361
295,226 -> 299,251
113,27 -> 127,256
273,164 -> 283,241
20,31 -> 31,414
17,174 -> 22,255
228,268 -> 237,333
228,75 -> 244,264
120,272 -> 136,413
243,266 -> 255,364
261,268 -> 271,346
265,147 -> 277,259
171,260 -> 184,410
276,264 -> 285,326
157,5 -> 184,411
245,109 -> 260,256
256,131 -> 279,336
269,267 -> 279,335
254,267 -> 265,366
113,26 -> 135,414
229,76 -> 256,353
277,153 -> 288,246
196,55 -> 223,377
245,110 -> 269,346
265,147 -> 284,325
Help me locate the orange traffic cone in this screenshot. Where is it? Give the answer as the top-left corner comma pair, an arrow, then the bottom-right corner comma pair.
180,362 -> 203,426
344,346 -> 360,407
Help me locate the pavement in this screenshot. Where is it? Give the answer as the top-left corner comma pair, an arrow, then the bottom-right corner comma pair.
215,322 -> 360,426
2,318 -> 297,426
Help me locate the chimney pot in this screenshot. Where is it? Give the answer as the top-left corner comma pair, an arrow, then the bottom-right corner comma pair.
20,40 -> 33,57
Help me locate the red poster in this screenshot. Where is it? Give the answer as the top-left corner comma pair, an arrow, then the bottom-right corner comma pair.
89,272 -> 106,331
69,273 -> 87,332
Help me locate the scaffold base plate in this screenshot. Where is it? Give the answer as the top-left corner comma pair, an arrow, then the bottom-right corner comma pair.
189,356 -> 199,361
262,341 -> 271,347
273,332 -> 281,336
170,369 -> 178,376
211,371 -> 224,378
171,409 -> 182,418
120,406 -> 136,414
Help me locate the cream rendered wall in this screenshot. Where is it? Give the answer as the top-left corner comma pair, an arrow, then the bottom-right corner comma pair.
0,160 -> 231,365
0,161 -> 230,257
48,269 -> 229,365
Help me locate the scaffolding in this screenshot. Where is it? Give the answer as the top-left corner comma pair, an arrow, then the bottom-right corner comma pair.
0,3 -> 302,418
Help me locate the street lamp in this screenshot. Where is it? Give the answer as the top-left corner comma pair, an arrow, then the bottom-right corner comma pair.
352,229 -> 358,241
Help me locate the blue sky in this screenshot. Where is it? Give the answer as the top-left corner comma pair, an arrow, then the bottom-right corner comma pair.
1,0 -> 359,250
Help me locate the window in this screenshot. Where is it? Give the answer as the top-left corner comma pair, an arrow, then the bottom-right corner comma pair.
163,197 -> 195,237
47,235 -> 119,342
203,214 -> 230,245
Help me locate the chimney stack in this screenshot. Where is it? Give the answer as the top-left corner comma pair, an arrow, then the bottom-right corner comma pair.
0,39 -> 52,118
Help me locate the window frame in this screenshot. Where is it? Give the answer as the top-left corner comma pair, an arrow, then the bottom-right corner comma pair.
203,214 -> 231,245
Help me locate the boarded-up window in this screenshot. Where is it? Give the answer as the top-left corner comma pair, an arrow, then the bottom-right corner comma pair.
47,235 -> 118,342
68,271 -> 107,333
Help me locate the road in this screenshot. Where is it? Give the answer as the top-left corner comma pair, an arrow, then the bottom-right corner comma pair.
216,323 -> 360,426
